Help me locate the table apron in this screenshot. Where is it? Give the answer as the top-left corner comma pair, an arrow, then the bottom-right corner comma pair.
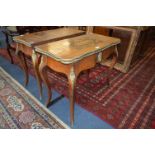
18,43 -> 33,57
46,54 -> 98,77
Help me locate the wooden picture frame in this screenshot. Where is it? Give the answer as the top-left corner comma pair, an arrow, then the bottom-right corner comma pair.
86,26 -> 142,73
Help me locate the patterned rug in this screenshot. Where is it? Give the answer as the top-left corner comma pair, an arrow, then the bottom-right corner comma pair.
0,45 -> 155,129
0,67 -> 69,129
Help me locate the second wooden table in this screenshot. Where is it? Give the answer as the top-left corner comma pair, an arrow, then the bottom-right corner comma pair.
13,28 -> 85,98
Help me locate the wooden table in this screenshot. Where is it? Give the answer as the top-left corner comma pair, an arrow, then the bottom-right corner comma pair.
34,33 -> 121,125
13,28 -> 85,98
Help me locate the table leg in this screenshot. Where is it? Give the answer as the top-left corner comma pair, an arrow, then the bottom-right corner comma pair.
32,51 -> 42,100
39,56 -> 52,106
67,66 -> 77,126
107,45 -> 118,86
7,46 -> 14,64
3,30 -> 14,64
18,51 -> 29,87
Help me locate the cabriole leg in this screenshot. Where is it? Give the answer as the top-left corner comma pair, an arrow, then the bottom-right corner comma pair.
32,50 -> 42,100
67,66 -> 77,126
18,51 -> 29,87
39,56 -> 52,106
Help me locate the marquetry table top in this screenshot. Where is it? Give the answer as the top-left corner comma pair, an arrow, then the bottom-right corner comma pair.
13,28 -> 85,47
35,33 -> 121,64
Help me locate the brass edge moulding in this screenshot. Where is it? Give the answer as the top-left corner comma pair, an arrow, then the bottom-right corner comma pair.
34,42 -> 120,65
13,37 -> 32,47
13,31 -> 86,49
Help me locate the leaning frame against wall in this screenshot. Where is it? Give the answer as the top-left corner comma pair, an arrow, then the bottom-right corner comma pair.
87,26 -> 144,73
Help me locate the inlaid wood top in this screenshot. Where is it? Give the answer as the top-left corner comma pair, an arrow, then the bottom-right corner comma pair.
35,33 -> 121,64
13,28 -> 85,47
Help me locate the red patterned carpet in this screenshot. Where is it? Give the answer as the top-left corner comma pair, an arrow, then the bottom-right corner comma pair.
0,45 -> 155,129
